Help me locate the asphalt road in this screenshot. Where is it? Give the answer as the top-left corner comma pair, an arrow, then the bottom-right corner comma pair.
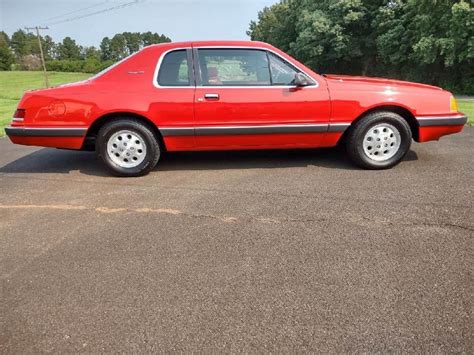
1,129 -> 472,353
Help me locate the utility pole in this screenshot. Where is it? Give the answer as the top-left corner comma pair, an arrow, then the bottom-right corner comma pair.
25,26 -> 49,88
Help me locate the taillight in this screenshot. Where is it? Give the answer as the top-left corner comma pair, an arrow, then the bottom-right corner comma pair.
13,109 -> 25,122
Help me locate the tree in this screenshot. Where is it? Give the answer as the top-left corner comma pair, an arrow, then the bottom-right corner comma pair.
10,29 -> 37,57
9,29 -> 42,69
42,35 -> 56,60
141,31 -> 171,46
292,0 -> 380,74
123,32 -> 142,54
1,30 -> 173,74
0,31 -> 10,46
247,2 -> 296,53
100,37 -> 112,61
83,46 -> 101,61
248,0 -> 383,74
374,0 -> 473,91
57,37 -> 82,60
101,32 -> 171,61
0,32 -> 14,70
249,0 -> 474,93
109,33 -> 127,61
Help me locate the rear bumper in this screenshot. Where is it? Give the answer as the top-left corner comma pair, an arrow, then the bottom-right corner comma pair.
5,126 -> 87,137
5,126 -> 87,149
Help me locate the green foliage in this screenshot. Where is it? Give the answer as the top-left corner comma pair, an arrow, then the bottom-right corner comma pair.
83,46 -> 101,61
0,31 -> 10,46
2,30 -> 172,74
0,32 -> 14,70
108,34 -> 128,61
45,58 -> 114,73
45,60 -> 85,72
248,2 -> 296,53
42,35 -> 56,60
100,31 -> 171,61
57,37 -> 82,60
249,0 -> 474,94
10,30 -> 38,57
457,99 -> 474,125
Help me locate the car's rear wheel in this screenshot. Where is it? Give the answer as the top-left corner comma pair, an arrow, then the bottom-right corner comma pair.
96,118 -> 160,177
345,111 -> 412,169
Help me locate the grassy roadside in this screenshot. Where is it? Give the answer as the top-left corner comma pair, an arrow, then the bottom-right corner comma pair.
0,71 -> 473,137
457,100 -> 474,125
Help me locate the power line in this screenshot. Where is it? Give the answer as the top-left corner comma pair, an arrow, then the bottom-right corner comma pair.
38,1 -> 110,25
45,0 -> 144,27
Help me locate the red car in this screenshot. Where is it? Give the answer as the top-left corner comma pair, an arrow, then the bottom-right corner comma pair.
6,41 -> 467,176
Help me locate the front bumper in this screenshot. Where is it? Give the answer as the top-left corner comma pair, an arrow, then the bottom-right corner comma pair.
416,114 -> 467,127
415,114 -> 467,142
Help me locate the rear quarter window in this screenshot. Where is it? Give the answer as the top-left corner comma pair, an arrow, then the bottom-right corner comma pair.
157,50 -> 190,86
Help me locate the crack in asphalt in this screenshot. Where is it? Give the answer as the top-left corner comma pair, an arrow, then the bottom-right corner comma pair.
1,203 -> 471,280
374,220 -> 474,233
0,204 -> 472,232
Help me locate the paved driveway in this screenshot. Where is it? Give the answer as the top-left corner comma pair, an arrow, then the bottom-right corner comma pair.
1,129 -> 472,352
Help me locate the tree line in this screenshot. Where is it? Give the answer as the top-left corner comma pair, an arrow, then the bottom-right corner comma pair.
0,30 -> 171,73
248,0 -> 473,94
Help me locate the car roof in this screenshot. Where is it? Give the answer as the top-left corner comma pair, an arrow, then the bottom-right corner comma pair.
146,40 -> 271,49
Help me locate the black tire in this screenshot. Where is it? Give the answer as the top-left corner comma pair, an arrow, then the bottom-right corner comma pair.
96,118 -> 160,177
345,111 -> 412,170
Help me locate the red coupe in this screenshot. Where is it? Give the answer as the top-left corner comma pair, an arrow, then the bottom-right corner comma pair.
5,41 -> 467,176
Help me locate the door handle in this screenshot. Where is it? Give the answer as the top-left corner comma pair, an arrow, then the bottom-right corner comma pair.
204,93 -> 219,100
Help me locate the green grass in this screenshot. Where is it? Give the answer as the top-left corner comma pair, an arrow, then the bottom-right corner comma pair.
458,99 -> 474,125
0,71 -> 472,136
0,71 -> 91,136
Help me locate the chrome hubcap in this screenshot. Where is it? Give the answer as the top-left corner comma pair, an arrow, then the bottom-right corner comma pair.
107,130 -> 147,168
363,123 -> 401,162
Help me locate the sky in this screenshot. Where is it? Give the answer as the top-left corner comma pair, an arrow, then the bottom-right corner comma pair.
0,0 -> 276,47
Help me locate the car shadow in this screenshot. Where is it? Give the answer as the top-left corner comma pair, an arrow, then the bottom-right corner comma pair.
0,147 -> 419,176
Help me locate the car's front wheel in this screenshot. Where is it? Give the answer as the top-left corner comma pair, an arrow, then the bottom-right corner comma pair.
345,111 -> 412,169
96,118 -> 161,177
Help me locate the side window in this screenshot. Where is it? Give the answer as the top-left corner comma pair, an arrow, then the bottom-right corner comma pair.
158,50 -> 190,86
268,52 -> 311,86
198,49 -> 270,86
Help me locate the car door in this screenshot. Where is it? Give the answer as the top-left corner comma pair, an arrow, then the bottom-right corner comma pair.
149,47 -> 196,150
193,47 -> 331,149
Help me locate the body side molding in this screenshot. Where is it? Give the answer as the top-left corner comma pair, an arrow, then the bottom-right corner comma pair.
160,123 -> 351,136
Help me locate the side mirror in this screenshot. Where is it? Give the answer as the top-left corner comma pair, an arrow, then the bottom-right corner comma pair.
293,72 -> 311,87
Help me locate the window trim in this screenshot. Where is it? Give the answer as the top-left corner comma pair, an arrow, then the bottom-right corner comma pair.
153,48 -> 195,89
194,46 -> 319,89
267,51 -> 306,86
196,48 -> 272,87
152,46 -> 319,89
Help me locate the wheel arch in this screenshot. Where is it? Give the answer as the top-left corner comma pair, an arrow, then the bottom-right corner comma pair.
340,105 -> 419,143
82,112 -> 165,150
